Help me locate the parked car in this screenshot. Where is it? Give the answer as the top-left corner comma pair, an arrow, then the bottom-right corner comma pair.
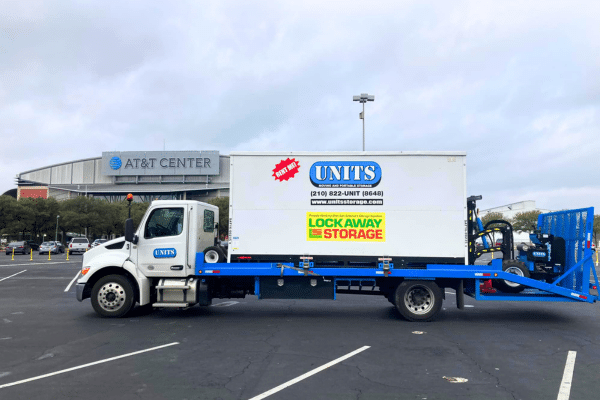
54,241 -> 65,253
39,241 -> 62,255
5,241 -> 31,255
68,238 -> 90,254
90,239 -> 108,248
26,240 -> 40,251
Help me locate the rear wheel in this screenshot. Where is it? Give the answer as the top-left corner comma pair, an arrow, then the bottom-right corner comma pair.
493,260 -> 530,293
91,275 -> 135,318
204,246 -> 226,263
394,281 -> 443,321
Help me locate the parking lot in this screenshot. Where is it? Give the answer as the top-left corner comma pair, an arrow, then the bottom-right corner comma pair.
0,253 -> 598,399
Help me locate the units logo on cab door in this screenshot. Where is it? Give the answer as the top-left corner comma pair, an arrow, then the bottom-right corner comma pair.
309,161 -> 381,188
153,248 -> 177,258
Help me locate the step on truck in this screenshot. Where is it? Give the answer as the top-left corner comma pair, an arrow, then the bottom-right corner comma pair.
75,152 -> 598,320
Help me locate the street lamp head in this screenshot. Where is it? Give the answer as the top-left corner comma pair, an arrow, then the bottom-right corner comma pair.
353,93 -> 375,103
353,93 -> 375,152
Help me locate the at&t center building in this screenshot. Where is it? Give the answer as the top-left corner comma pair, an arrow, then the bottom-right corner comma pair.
14,151 -> 229,202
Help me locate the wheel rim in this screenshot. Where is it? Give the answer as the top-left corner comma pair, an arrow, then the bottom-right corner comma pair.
503,266 -> 524,287
205,250 -> 219,263
97,282 -> 127,312
404,285 -> 435,315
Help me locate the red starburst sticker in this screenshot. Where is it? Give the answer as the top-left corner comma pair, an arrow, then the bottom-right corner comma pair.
272,158 -> 300,181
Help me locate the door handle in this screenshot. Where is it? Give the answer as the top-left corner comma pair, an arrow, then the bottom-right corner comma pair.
170,265 -> 184,271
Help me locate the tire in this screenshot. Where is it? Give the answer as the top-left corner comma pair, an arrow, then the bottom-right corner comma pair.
394,281 -> 443,322
204,246 -> 225,263
493,260 -> 530,293
91,275 -> 135,318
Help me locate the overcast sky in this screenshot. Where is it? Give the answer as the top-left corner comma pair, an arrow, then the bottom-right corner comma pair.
1,1 -> 599,212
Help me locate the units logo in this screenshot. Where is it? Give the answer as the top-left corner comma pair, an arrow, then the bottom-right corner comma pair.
309,161 -> 381,188
109,157 -> 122,170
153,248 -> 177,258
307,212 -> 385,242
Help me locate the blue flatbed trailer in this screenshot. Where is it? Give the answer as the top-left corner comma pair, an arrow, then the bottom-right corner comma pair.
193,207 -> 598,320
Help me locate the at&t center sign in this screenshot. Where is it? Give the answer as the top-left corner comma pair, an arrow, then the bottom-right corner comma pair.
102,151 -> 220,176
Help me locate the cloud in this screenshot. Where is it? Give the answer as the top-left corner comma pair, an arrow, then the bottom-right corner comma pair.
1,0 -> 599,213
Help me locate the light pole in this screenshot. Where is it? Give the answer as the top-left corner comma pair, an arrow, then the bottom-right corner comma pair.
55,215 -> 60,243
353,93 -> 374,151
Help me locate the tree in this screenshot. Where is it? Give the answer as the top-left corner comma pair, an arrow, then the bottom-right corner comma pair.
0,195 -> 19,233
10,201 -> 35,238
511,210 -> 542,233
205,197 -> 229,238
480,212 -> 505,229
18,197 -> 60,241
593,215 -> 600,246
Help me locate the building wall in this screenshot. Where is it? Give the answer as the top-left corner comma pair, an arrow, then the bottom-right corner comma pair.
48,188 -> 74,201
17,155 -> 231,203
23,168 -> 51,185
50,164 -> 72,185
94,159 -> 112,184
17,186 -> 48,200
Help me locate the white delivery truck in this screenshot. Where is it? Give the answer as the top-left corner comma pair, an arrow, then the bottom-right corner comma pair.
75,152 -> 598,321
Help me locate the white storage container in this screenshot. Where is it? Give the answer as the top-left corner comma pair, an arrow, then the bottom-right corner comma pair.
229,152 -> 467,265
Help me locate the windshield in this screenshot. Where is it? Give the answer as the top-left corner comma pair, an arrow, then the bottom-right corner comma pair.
41,242 -> 53,246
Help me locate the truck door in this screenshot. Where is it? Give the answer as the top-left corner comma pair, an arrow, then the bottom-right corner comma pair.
136,205 -> 189,277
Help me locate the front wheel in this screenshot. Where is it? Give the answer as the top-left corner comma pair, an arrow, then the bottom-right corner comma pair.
204,246 -> 226,263
493,260 -> 530,293
394,281 -> 443,322
91,275 -> 135,318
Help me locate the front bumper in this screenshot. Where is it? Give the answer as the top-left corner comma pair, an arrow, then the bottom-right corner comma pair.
76,283 -> 87,301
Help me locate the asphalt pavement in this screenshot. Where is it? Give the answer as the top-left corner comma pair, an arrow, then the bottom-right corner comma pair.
0,253 -> 599,399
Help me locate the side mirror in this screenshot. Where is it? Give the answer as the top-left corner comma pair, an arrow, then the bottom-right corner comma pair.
125,218 -> 134,242
214,222 -> 219,231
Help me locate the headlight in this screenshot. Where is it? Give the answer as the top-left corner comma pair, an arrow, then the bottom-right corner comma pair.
517,243 -> 529,252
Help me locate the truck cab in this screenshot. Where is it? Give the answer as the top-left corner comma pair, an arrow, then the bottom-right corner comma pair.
75,200 -> 220,317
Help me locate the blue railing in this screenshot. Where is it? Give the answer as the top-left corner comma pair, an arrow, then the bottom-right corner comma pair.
538,207 -> 596,294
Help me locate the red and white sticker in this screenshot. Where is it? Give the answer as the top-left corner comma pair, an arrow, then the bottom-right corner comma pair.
273,158 -> 300,181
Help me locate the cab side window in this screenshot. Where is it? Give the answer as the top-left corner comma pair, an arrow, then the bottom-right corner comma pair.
144,208 -> 184,239
203,209 -> 215,233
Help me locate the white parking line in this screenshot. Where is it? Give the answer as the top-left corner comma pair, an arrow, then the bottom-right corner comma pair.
64,272 -> 81,292
248,346 -> 370,400
557,351 -> 577,400
0,342 -> 179,389
0,270 -> 26,283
